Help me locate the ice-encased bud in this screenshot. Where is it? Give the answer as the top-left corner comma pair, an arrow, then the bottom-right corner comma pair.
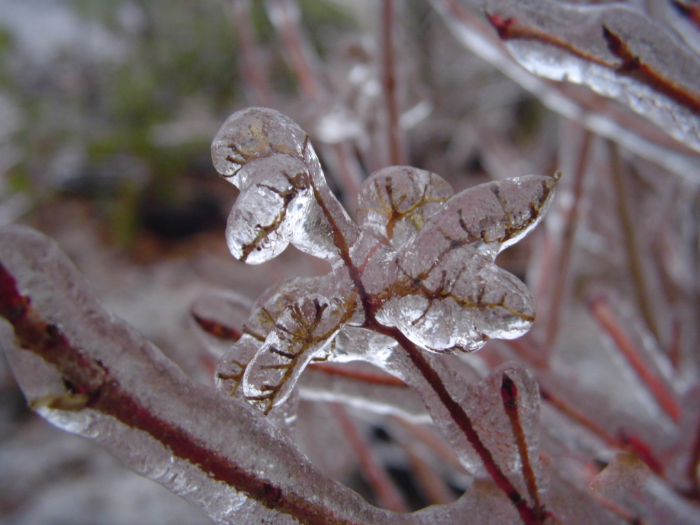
211,107 -> 308,185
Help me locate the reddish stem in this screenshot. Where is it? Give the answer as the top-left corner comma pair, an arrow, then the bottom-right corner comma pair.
501,374 -> 543,515
330,403 -> 408,513
685,412 -> 700,497
590,296 -> 680,423
608,144 -> 660,345
191,312 -> 242,341
385,327 -> 548,525
308,362 -> 408,388
264,0 -> 320,99
0,265 -> 362,525
381,0 -> 404,167
231,0 -> 273,107
544,129 -> 592,350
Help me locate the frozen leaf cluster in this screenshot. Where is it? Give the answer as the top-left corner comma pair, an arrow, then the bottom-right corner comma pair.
211,107 -> 557,414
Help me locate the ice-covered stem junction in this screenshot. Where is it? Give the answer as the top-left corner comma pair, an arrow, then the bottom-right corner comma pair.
212,107 -> 559,523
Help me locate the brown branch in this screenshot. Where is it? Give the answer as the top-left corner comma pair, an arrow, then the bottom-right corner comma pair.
0,263 -> 364,525
380,325 -> 549,525
191,312 -> 242,341
685,409 -> 700,498
308,362 -> 408,388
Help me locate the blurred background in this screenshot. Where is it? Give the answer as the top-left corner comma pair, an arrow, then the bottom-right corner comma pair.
1,0 -> 699,523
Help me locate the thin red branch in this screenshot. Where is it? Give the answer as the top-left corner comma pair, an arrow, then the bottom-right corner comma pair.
390,417 -> 466,473
231,0 -> 273,107
308,362 -> 408,388
330,403 -> 408,513
191,312 -> 242,341
590,296 -> 680,424
544,129 -> 592,350
267,0 -> 320,99
609,144 -> 661,344
588,490 -> 643,525
685,410 -> 700,497
386,328 -> 548,525
501,374 -> 543,516
399,438 -> 456,505
381,0 -> 404,167
540,386 -> 665,476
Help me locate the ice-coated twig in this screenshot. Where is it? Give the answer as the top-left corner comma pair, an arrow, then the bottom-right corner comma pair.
543,128 -> 592,351
590,295 -> 680,424
608,143 -> 660,345
381,0 -> 405,167
231,0 -> 273,107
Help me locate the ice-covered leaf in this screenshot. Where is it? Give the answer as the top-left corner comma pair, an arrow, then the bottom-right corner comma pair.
485,0 -> 700,153
357,166 -> 454,248
377,175 -> 557,353
211,107 -> 359,265
190,291 -> 251,358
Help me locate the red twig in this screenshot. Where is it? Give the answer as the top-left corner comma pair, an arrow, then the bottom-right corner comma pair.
308,362 -> 408,388
381,0 -> 405,167
608,143 -> 660,344
390,417 -> 466,473
501,374 -> 543,515
266,0 -> 320,99
399,438 -> 457,505
231,0 -> 273,107
330,403 -> 408,513
544,129 -> 592,350
685,411 -> 700,497
590,296 -> 680,423
388,328 -> 549,525
191,312 -> 242,341
0,264 -> 361,525
539,386 -> 665,476
588,490 -> 643,525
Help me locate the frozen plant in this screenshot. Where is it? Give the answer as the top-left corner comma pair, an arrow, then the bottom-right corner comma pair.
211,107 -> 557,414
0,106 -> 579,524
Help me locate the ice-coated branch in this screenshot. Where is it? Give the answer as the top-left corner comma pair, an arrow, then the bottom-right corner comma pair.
0,225 -> 504,525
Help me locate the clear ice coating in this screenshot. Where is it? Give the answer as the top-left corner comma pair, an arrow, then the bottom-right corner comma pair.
211,107 -> 558,414
484,0 -> 700,154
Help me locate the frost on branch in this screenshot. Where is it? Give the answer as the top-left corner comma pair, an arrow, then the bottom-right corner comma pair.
484,0 -> 700,153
